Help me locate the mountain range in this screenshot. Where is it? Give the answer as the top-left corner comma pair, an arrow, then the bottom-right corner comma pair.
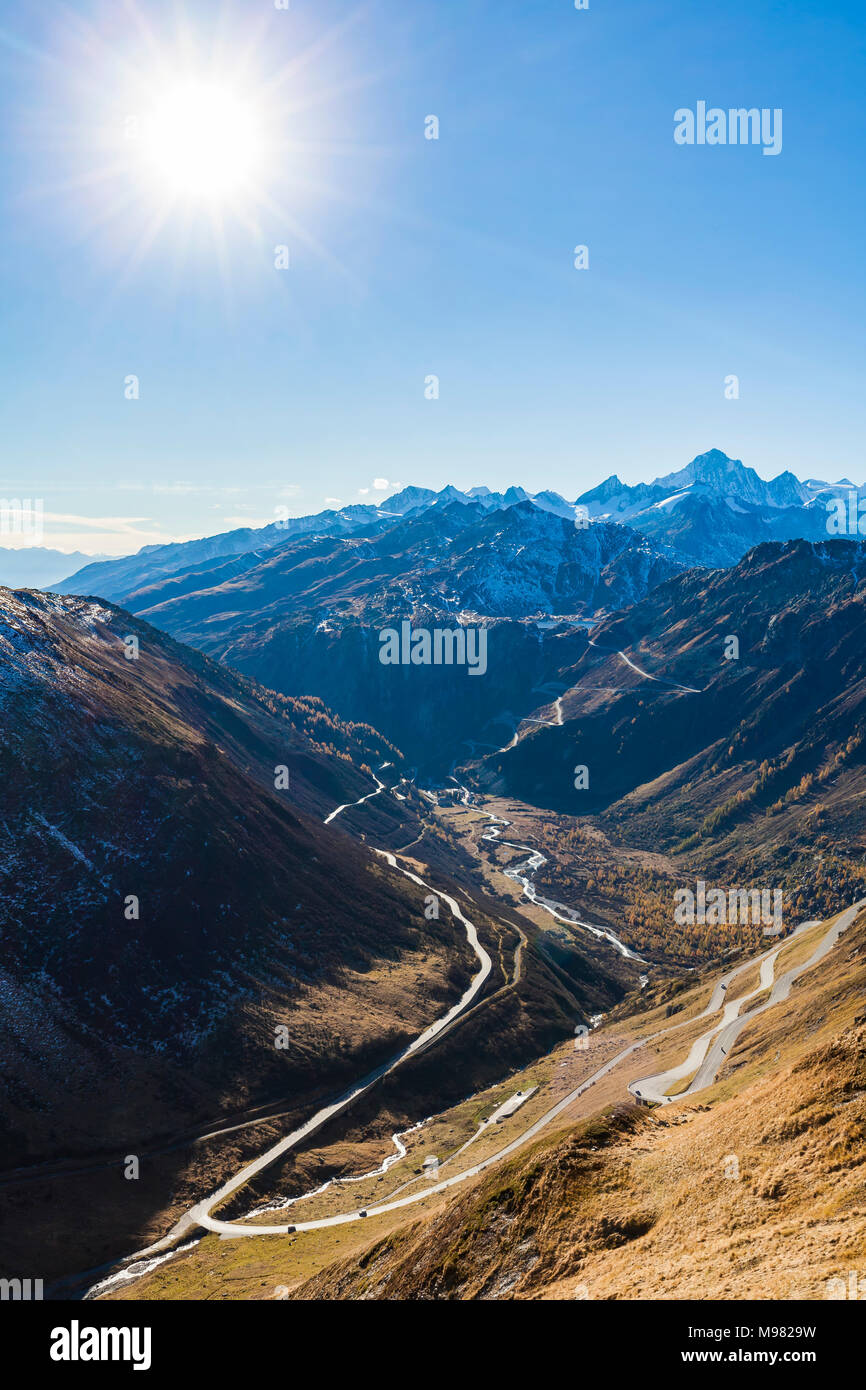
0,545 -> 108,590
576,451 -> 843,567
54,449 -> 854,603
52,502 -> 680,770
43,449 -> 856,772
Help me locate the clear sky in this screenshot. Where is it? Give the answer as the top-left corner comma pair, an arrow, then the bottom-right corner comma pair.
1,0 -> 864,554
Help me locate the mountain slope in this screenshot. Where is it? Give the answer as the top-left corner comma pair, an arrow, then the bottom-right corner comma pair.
295,1014 -> 866,1301
54,503 -> 403,601
577,450 -> 833,565
1,587 -> 626,1282
73,502 -> 681,628
55,485 -> 589,602
475,538 -> 866,917
107,901 -> 866,1302
0,588 -> 483,1276
290,909 -> 866,1300
75,503 -> 680,772
0,588 -> 453,1164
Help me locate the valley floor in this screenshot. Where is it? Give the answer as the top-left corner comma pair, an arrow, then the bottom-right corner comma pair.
99,881 -> 866,1301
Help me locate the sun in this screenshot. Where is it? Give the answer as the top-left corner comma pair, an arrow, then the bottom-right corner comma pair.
43,4 -> 369,286
138,79 -> 266,202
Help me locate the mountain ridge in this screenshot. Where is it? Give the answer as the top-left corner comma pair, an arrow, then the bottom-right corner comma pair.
54,449 -> 860,601
471,536 -> 866,922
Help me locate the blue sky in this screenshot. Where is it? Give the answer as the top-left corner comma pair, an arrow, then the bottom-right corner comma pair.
0,0 -> 864,554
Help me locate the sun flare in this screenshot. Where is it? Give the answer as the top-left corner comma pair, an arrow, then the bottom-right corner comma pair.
49,4 -> 363,286
138,79 -> 266,201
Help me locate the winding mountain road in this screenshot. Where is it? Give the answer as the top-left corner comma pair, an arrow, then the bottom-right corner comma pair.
586,636 -> 703,694
493,632 -> 700,756
117,900 -> 861,1251
628,902 -> 862,1103
108,806 -> 493,1262
260,900 -> 863,1235
89,754 -> 861,1291
323,762 -> 391,823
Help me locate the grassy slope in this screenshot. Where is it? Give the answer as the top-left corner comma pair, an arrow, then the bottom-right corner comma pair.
0,593 -> 527,1279
112,909 -> 866,1300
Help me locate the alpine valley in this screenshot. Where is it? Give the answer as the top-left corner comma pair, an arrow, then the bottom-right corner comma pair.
2,449 -> 865,1302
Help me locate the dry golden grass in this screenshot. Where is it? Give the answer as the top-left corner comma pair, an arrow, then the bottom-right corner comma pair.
104,910 -> 866,1301
774,917 -> 834,976
723,961 -> 761,1003
291,1015 -> 866,1302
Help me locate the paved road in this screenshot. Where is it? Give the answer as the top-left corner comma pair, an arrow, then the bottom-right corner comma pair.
323,763 -> 391,824
494,694 -> 564,753
493,638 -> 699,753
267,903 -> 862,1235
125,846 -> 493,1251
685,902 -> 861,1096
93,896 -> 863,1289
92,753 -> 862,1284
587,637 -> 703,693
629,904 -> 862,1104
